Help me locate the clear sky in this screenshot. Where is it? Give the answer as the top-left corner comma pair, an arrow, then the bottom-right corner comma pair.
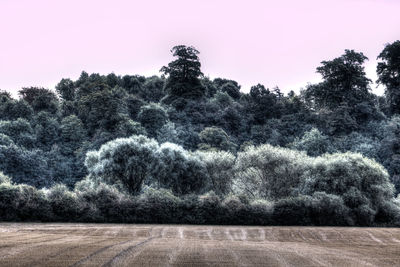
0,0 -> 399,96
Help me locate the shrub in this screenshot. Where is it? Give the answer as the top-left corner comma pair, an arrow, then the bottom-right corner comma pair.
309,192 -> 351,226
374,200 -> 400,226
248,199 -> 274,225
0,183 -> 20,220
135,187 -> 181,223
46,184 -> 81,221
222,195 -> 249,224
272,195 -> 312,225
16,184 -> 51,221
196,191 -> 223,224
74,179 -> 134,223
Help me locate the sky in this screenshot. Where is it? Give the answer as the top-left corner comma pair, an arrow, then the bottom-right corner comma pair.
0,0 -> 399,97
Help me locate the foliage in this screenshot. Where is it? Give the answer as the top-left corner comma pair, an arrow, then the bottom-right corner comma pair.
137,103 -> 168,137
198,126 -> 236,152
377,40 -> 400,114
0,144 -> 51,188
0,172 -> 11,184
289,128 -> 332,156
19,87 -> 59,114
233,144 -> 310,200
196,150 -> 235,195
300,152 -> 394,225
151,143 -> 208,195
0,118 -> 36,148
161,45 -> 205,99
0,42 -> 399,226
305,50 -> 372,110
85,135 -> 159,194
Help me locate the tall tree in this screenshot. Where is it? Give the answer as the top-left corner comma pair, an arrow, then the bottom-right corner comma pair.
377,40 -> 400,114
160,45 -> 205,99
305,50 -> 372,110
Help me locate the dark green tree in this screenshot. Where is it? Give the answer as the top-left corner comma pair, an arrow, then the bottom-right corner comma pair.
160,45 -> 205,99
0,144 -> 52,188
140,76 -> 165,102
305,50 -> 372,110
213,79 -> 241,99
77,87 -> 128,135
137,103 -> 168,137
56,78 -> 75,101
0,99 -> 33,121
19,87 -> 59,114
0,119 -> 36,148
247,84 -> 280,124
60,115 -> 87,156
377,40 -> 400,114
198,126 -> 236,152
34,112 -> 60,151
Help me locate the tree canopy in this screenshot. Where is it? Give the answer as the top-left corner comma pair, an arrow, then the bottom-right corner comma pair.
305,50 -> 372,110
161,45 -> 206,99
377,41 -> 400,114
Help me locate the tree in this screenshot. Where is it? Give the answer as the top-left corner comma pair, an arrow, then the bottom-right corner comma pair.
305,50 -> 372,110
34,112 -> 60,151
0,172 -> 11,184
121,75 -> 145,95
60,115 -> 87,155
0,99 -> 33,121
324,103 -> 358,135
77,87 -> 128,135
0,144 -> 52,188
248,84 -> 281,124
140,76 -> 166,102
300,152 -> 394,225
220,82 -> 241,99
233,144 -> 310,200
377,40 -> 400,114
56,78 -> 75,101
19,87 -> 59,114
85,135 -> 159,194
289,128 -> 332,156
126,95 -> 146,120
160,45 -> 205,99
151,143 -> 208,195
198,126 -> 236,152
196,150 -> 235,195
379,116 -> 400,194
0,119 -> 36,148
137,103 -> 168,137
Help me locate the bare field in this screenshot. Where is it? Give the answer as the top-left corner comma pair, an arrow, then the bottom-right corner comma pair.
0,223 -> 400,266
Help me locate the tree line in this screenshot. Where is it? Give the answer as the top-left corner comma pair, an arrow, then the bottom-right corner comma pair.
1,41 -> 400,225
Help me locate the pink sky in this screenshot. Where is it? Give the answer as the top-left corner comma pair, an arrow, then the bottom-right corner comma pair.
0,0 -> 399,96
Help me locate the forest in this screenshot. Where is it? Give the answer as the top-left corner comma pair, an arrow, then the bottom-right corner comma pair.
1,41 -> 400,226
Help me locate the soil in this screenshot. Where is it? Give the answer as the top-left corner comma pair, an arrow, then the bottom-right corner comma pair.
0,223 -> 399,266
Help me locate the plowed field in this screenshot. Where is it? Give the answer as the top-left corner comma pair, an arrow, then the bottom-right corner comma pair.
1,223 -> 400,266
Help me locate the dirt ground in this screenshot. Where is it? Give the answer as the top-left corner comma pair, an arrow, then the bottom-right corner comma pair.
0,223 -> 399,266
